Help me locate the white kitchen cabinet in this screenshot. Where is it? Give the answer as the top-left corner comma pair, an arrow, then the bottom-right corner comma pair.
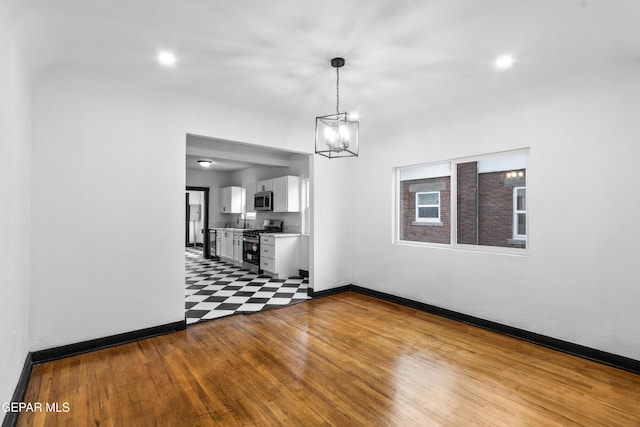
215,229 -> 222,257
272,175 -> 300,213
225,230 -> 234,259
218,229 -> 234,259
259,234 -> 300,279
219,186 -> 245,213
245,182 -> 256,212
233,230 -> 244,264
256,179 -> 273,193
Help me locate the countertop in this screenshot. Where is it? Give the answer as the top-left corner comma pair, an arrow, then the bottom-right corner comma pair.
210,228 -> 249,231
210,228 -> 301,237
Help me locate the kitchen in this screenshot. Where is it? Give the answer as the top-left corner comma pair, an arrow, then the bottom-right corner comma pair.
185,134 -> 311,322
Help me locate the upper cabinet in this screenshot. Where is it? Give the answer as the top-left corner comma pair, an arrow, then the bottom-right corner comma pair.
273,175 -> 300,213
245,182 -> 256,212
245,175 -> 300,213
219,186 -> 245,213
256,179 -> 273,193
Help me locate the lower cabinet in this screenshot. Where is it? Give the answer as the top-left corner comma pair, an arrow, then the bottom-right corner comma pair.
233,230 -> 244,265
260,234 -> 300,279
215,229 -> 222,257
216,229 -> 245,265
217,229 -> 234,260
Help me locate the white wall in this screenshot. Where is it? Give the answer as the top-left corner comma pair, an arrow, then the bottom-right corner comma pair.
30,68 -> 350,350
288,153 -> 311,180
311,155 -> 354,291
351,69 -> 640,360
0,0 -> 32,412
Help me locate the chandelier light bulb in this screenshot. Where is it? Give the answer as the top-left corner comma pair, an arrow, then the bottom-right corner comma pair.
324,127 -> 336,142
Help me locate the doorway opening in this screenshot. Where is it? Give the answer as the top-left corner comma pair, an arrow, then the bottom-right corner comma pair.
186,186 -> 210,259
184,134 -> 313,325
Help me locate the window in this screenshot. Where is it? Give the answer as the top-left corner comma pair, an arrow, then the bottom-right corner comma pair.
395,149 -> 528,252
513,187 -> 526,239
397,162 -> 450,244
415,192 -> 440,222
456,154 -> 527,249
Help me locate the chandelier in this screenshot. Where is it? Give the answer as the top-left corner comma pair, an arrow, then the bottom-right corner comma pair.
315,58 -> 359,158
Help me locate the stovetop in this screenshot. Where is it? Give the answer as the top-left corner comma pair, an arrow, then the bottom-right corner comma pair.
243,229 -> 267,236
243,229 -> 283,236
243,219 -> 283,237
242,219 -> 284,236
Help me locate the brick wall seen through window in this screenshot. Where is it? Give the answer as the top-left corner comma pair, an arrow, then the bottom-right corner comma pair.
396,150 -> 528,251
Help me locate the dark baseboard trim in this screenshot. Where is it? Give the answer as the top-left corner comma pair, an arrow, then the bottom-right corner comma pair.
299,269 -> 309,278
31,320 -> 186,364
308,285 -> 352,299
2,353 -> 33,427
316,284 -> 640,376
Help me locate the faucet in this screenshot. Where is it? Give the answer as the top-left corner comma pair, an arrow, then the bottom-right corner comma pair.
237,213 -> 247,229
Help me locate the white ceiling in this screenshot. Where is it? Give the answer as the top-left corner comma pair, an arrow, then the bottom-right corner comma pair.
16,0 -> 640,168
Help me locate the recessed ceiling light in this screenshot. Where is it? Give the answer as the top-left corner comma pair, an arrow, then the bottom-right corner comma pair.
197,159 -> 213,168
494,54 -> 515,71
157,51 -> 177,67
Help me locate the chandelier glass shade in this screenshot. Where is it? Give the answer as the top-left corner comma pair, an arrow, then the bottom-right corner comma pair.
315,58 -> 359,158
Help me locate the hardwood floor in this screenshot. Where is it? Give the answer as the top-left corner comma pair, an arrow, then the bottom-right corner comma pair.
18,292 -> 640,426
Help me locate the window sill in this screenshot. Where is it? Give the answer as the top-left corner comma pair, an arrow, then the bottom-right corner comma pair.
507,238 -> 526,247
411,221 -> 443,227
395,239 -> 529,257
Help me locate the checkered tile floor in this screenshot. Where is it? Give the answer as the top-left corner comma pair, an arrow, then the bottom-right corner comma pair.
185,247 -> 310,325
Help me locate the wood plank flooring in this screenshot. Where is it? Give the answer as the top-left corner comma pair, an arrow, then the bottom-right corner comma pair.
18,292 -> 640,426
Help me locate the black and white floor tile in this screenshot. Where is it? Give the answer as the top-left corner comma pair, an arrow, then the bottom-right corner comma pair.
185,247 -> 310,325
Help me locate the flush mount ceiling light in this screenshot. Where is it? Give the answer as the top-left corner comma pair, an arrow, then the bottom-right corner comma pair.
157,50 -> 177,67
494,54 -> 515,71
315,57 -> 359,159
197,159 -> 213,167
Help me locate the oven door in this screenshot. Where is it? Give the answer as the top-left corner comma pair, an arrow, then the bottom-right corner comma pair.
242,239 -> 260,265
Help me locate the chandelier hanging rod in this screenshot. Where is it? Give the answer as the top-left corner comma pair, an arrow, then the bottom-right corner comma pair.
331,57 -> 345,114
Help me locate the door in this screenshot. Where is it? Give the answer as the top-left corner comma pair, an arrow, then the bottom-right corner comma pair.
186,186 -> 210,258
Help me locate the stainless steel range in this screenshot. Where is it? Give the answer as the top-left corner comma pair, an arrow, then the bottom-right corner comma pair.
242,219 -> 283,273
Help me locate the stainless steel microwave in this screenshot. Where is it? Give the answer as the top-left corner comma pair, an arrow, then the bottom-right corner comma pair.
254,191 -> 273,211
